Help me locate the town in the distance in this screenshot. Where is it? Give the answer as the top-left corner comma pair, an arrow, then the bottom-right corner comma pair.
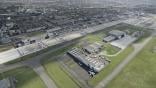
0,0 -> 156,88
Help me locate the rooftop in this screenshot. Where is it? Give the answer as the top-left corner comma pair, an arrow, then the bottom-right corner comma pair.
68,48 -> 104,72
83,42 -> 102,54
109,30 -> 126,36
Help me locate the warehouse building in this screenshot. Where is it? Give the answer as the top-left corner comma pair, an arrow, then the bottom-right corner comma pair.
68,48 -> 105,73
83,42 -> 102,54
103,30 -> 126,42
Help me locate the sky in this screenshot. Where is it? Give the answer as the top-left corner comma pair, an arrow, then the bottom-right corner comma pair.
93,0 -> 156,6
0,0 -> 156,6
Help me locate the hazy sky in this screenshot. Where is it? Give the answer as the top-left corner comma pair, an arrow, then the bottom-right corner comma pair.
0,0 -> 156,6
117,0 -> 156,5
94,0 -> 156,6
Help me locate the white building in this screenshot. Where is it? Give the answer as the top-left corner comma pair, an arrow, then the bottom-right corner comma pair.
68,48 -> 105,72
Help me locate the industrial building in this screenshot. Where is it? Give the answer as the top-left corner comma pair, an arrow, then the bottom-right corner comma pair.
68,48 -> 105,72
103,30 -> 126,42
83,42 -> 102,54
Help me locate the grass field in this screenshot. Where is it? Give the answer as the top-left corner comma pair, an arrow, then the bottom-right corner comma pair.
77,32 -> 120,55
101,43 -> 121,55
43,59 -> 81,88
88,46 -> 134,87
39,43 -> 82,88
0,44 -> 13,52
0,67 -> 46,88
80,33 -> 104,43
106,37 -> 156,88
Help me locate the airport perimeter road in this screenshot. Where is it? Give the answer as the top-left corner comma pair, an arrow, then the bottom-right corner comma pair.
95,36 -> 152,88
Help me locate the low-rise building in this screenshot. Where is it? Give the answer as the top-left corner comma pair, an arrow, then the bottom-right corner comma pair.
68,48 -> 105,72
103,30 -> 126,42
109,30 -> 126,39
83,42 -> 102,54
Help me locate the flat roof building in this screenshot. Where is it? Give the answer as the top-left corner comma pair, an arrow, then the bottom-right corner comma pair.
68,48 -> 104,72
103,35 -> 116,42
109,30 -> 126,39
103,30 -> 126,42
83,42 -> 102,54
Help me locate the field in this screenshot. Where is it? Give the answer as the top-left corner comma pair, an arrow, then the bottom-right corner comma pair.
88,46 -> 134,87
43,58 -> 81,88
0,44 -> 13,52
0,67 -> 46,88
77,30 -> 121,55
106,37 -> 156,88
